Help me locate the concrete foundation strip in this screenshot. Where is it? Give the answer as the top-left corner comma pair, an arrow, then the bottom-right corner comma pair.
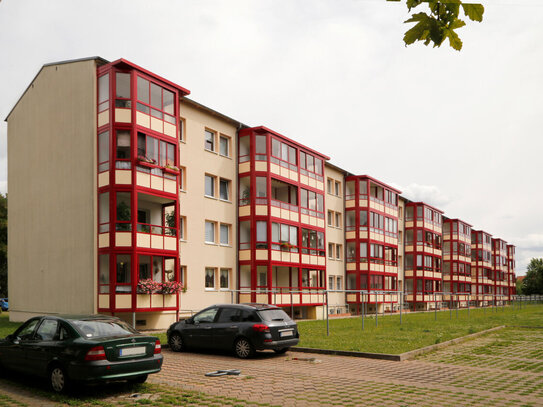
290,325 -> 506,362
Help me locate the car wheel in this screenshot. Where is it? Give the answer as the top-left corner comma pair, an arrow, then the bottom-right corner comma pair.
274,347 -> 289,354
129,374 -> 148,384
50,365 -> 70,393
168,333 -> 184,352
234,338 -> 255,359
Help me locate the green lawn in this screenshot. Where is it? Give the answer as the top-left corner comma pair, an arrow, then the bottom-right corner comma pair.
0,312 -> 23,338
296,303 -> 543,354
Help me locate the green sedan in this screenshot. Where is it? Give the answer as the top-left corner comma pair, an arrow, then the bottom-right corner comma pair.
0,315 -> 163,392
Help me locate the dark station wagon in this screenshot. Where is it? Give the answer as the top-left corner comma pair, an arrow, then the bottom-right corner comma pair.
0,315 -> 163,392
167,303 -> 299,358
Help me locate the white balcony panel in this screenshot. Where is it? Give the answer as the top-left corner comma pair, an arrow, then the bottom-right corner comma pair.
238,162 -> 250,173
151,175 -> 163,191
239,250 -> 251,261
164,236 -> 176,251
255,161 -> 267,172
115,295 -> 131,309
150,117 -> 163,133
164,122 -> 176,138
98,233 -> 109,248
136,111 -> 150,128
115,170 -> 131,185
98,110 -> 109,127
115,108 -> 131,123
255,206 -> 267,216
239,206 -> 250,217
164,179 -> 176,194
137,172 -> 151,188
151,294 -> 163,308
116,232 -> 132,247
164,294 -> 176,307
98,171 -> 109,187
98,295 -> 109,309
137,233 -> 151,248
151,235 -> 164,249
255,250 -> 268,260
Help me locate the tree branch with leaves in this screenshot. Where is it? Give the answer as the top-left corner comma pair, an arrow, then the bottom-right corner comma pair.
388,0 -> 484,51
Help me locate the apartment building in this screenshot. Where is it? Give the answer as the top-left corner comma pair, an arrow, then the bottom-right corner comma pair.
471,230 -> 494,306
442,218 -> 472,308
344,176 -> 401,314
6,57 -> 517,329
404,202 -> 443,311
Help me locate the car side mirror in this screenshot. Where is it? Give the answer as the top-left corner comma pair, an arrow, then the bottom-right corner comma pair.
185,318 -> 193,325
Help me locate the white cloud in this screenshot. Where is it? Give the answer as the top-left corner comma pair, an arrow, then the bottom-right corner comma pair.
393,183 -> 452,209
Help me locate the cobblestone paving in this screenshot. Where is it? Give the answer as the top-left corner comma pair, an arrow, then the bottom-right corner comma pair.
0,327 -> 541,406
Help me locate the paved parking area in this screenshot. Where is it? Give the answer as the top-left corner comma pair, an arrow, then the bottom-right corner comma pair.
0,327 -> 541,406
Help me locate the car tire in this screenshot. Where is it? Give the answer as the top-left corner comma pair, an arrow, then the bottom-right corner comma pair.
49,365 -> 70,393
168,333 -> 184,352
234,338 -> 255,359
274,347 -> 289,354
129,374 -> 148,384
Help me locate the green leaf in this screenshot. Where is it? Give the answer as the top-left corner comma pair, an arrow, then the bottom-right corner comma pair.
462,3 -> 484,22
443,27 -> 463,51
450,19 -> 466,30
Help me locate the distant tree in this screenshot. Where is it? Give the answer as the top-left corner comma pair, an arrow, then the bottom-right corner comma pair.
516,278 -> 524,295
522,258 -> 543,295
389,0 -> 485,51
0,194 -> 6,297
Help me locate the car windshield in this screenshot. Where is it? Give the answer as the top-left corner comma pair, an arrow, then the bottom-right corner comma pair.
72,319 -> 139,338
257,309 -> 292,322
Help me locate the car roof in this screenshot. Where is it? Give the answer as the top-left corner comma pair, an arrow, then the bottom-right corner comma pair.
31,314 -> 121,322
208,303 -> 280,311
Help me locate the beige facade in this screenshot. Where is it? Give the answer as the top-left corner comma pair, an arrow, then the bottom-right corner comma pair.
178,99 -> 239,314
324,164 -> 346,314
7,59 -> 101,321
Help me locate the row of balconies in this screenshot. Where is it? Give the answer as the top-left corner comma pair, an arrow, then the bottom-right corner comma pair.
98,293 -> 177,311
98,231 -> 177,251
344,198 -> 399,218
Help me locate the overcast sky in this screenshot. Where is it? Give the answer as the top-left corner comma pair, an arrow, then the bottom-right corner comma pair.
1,0 -> 542,275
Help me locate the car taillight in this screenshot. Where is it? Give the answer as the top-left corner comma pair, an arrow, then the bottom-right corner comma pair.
252,324 -> 270,333
154,340 -> 162,354
85,346 -> 106,361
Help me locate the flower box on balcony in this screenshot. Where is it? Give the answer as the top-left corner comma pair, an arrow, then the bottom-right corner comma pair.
163,166 -> 179,175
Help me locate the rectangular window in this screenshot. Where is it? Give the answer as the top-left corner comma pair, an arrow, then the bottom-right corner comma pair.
205,268 -> 215,289
220,269 -> 230,289
205,174 -> 216,197
205,221 -> 216,243
179,166 -> 186,191
327,211 -> 334,226
116,254 -> 131,293
327,179 -> 333,194
335,181 -> 340,196
328,243 -> 334,259
116,192 -> 131,231
98,73 -> 109,112
116,130 -> 131,160
335,212 -> 341,229
337,276 -> 343,290
328,276 -> 334,290
99,192 -> 109,233
99,254 -> 109,294
220,224 -> 230,246
219,135 -> 230,157
336,244 -> 342,260
219,178 -> 230,201
256,221 -> 267,249
115,72 -> 131,108
98,131 -> 109,172
205,129 -> 215,151
179,118 -> 185,141
179,216 -> 186,241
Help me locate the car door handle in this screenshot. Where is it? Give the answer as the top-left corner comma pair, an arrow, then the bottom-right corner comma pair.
229,326 -> 238,329
204,326 -> 212,330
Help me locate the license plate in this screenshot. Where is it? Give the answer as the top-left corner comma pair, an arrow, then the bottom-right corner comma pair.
119,346 -> 146,356
280,330 -> 293,337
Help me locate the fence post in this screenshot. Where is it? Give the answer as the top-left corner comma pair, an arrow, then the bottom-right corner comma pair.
290,292 -> 294,319
326,290 -> 329,337
375,291 -> 378,327
400,291 -> 403,325
361,291 -> 365,331
434,292 -> 437,321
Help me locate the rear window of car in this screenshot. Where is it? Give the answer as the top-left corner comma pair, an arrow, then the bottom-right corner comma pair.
72,319 -> 138,338
257,309 -> 292,322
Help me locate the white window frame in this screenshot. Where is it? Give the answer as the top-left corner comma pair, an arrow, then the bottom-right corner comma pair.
205,267 -> 216,290
205,221 -> 216,244
205,129 -> 215,152
220,223 -> 230,246
220,268 -> 230,289
219,135 -> 230,157
219,178 -> 230,201
205,174 -> 216,198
